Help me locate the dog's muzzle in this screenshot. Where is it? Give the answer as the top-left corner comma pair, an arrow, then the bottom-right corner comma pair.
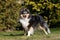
23,15 -> 26,18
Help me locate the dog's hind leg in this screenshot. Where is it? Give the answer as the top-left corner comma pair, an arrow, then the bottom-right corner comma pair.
39,26 -> 48,35
46,27 -> 51,34
43,23 -> 51,34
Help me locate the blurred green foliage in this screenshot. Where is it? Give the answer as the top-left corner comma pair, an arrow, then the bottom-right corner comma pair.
0,0 -> 60,31
0,0 -> 21,31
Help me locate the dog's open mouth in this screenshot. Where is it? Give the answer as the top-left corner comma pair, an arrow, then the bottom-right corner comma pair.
21,14 -> 29,18
23,15 -> 26,18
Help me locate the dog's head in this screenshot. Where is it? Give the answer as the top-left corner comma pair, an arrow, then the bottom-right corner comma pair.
20,8 -> 31,19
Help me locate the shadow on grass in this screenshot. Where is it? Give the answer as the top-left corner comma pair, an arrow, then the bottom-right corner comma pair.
3,33 -> 24,36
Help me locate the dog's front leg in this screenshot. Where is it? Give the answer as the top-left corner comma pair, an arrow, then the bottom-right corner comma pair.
24,31 -> 27,36
27,27 -> 34,36
27,31 -> 31,36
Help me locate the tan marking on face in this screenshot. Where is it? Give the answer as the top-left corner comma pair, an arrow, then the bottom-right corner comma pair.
20,14 -> 23,18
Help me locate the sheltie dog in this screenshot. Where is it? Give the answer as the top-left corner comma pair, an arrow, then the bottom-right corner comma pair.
18,8 -> 51,36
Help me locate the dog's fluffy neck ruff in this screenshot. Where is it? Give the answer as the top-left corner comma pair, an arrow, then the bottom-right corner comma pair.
20,18 -> 30,23
19,17 -> 31,29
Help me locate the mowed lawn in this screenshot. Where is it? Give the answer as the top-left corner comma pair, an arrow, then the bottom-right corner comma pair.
0,28 -> 60,40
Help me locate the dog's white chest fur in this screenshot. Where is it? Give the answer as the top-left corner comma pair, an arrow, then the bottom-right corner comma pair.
19,18 -> 30,29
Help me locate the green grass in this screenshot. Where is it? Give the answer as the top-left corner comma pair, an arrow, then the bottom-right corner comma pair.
0,28 -> 60,40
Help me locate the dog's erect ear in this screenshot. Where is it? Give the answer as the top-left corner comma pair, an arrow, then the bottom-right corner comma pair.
20,8 -> 25,14
25,9 -> 29,12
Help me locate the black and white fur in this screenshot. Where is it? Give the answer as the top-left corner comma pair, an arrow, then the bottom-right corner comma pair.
19,8 -> 51,36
